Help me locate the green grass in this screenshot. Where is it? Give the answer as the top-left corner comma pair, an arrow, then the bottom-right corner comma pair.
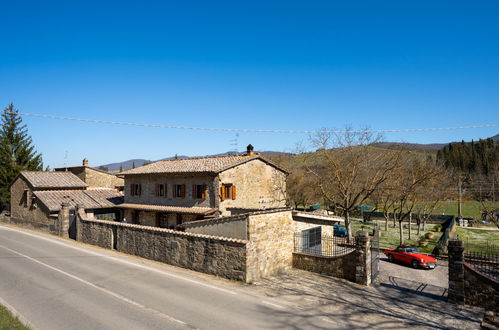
433,200 -> 499,219
350,219 -> 443,254
0,305 -> 30,330
456,227 -> 499,253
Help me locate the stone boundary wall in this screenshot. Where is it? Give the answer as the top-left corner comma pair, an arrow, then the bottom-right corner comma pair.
77,208 -> 249,281
0,214 -> 59,235
448,239 -> 498,311
293,251 -> 356,281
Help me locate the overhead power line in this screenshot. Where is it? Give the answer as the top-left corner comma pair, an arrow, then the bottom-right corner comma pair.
14,111 -> 499,134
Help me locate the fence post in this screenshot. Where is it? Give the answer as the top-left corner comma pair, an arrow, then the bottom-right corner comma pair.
448,239 -> 465,304
58,202 -> 70,238
355,230 -> 371,286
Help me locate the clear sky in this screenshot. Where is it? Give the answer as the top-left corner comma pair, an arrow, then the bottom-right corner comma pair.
1,1 -> 498,168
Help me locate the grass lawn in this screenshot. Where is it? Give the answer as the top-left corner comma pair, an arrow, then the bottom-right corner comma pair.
0,305 -> 29,330
456,227 -> 499,253
433,200 -> 499,219
350,219 -> 443,254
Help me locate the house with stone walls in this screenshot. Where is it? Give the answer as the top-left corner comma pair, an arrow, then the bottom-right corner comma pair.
55,158 -> 124,191
118,145 -> 288,228
8,171 -> 123,236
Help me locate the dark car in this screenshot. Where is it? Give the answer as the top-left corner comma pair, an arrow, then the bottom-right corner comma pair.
384,245 -> 437,269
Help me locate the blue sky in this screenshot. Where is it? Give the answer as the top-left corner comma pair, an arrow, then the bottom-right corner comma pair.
1,1 -> 498,168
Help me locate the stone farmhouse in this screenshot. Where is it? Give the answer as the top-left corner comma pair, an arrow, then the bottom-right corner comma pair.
118,145 -> 288,228
9,171 -> 123,236
55,158 -> 124,191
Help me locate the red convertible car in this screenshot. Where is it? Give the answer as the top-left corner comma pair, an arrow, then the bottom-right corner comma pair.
384,245 -> 437,269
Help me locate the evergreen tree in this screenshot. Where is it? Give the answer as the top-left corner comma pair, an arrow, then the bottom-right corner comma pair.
0,104 -> 43,210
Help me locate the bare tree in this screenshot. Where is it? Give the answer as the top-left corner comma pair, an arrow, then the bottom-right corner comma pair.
307,128 -> 401,241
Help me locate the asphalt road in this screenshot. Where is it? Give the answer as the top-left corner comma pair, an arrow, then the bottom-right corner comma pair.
0,223 -> 336,330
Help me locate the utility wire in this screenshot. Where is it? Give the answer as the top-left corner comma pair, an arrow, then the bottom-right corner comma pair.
13,111 -> 499,134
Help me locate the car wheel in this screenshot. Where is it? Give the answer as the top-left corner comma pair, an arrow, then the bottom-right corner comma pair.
412,259 -> 419,269
388,254 -> 394,262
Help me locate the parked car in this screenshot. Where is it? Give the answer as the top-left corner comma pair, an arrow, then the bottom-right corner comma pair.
384,245 -> 437,269
333,224 -> 347,237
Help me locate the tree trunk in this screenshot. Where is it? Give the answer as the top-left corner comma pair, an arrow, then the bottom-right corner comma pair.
399,219 -> 404,245
408,212 -> 412,240
345,211 -> 352,242
392,213 -> 396,228
423,217 -> 426,231
417,217 -> 421,236
384,214 -> 389,231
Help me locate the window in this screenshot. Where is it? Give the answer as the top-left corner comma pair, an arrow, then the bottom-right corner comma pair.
192,184 -> 206,199
130,183 -> 141,196
173,184 -> 185,198
155,184 -> 166,197
220,184 -> 236,201
303,227 -> 322,249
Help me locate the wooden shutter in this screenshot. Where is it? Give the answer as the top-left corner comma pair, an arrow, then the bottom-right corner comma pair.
173,184 -> 177,197
138,184 -> 142,195
192,185 -> 196,198
232,185 -> 237,200
220,185 -> 226,201
155,184 -> 159,196
130,184 -> 134,196
164,184 -> 167,197
180,185 -> 185,198
201,185 -> 206,200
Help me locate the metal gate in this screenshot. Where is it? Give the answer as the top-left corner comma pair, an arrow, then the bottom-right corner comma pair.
371,225 -> 380,282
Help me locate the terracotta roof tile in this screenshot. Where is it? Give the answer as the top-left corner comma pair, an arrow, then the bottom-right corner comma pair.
34,189 -> 123,212
21,171 -> 87,189
121,154 -> 287,175
116,203 -> 216,215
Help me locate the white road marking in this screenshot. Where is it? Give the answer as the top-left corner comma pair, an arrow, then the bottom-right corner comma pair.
0,224 -> 236,295
0,244 -> 190,327
261,300 -> 285,309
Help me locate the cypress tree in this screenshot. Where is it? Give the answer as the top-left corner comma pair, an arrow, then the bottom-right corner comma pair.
0,104 -> 43,210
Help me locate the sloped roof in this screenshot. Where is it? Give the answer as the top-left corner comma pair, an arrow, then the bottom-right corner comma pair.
34,188 -> 123,212
116,203 -> 216,215
121,154 -> 288,175
20,171 -> 87,189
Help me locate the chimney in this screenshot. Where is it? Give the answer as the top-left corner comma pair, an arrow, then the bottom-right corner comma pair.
82,158 -> 89,166
246,144 -> 254,156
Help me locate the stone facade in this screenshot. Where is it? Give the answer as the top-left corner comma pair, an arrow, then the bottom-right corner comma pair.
218,159 -> 287,216
9,177 -> 55,230
124,174 -> 215,208
245,210 -> 294,282
55,165 -> 124,190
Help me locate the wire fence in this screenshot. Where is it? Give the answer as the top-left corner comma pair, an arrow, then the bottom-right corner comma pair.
464,241 -> 499,281
293,232 -> 356,257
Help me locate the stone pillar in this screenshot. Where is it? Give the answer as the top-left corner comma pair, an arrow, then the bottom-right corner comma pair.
58,202 -> 70,238
448,239 -> 465,304
355,230 -> 371,286
75,204 -> 85,242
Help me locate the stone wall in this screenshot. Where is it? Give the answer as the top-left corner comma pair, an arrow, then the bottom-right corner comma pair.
77,208 -> 248,281
448,239 -> 498,311
218,159 -> 286,216
56,166 -> 124,189
124,174 -> 216,208
245,209 -> 294,282
293,251 -> 357,281
183,215 -> 248,239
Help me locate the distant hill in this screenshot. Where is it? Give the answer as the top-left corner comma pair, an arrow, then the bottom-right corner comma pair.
100,151 -> 292,172
373,133 -> 499,151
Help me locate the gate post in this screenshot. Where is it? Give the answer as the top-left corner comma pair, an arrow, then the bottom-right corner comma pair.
448,239 -> 465,304
75,204 -> 85,242
355,230 -> 371,286
58,202 -> 70,238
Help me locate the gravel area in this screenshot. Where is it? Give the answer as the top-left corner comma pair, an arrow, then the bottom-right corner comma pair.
249,267 -> 482,329
376,256 -> 448,293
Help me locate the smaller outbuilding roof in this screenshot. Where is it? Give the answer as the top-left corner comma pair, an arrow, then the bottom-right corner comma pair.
20,171 -> 87,189
34,188 -> 123,212
116,203 -> 217,215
